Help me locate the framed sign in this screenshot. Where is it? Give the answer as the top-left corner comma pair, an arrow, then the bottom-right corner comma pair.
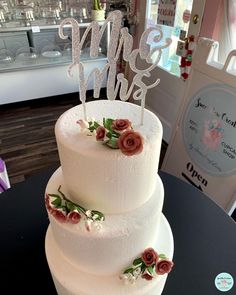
183,84 -> 236,176
162,38 -> 236,212
157,0 -> 177,27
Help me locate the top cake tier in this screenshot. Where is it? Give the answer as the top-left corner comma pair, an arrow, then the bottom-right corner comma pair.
55,100 -> 163,213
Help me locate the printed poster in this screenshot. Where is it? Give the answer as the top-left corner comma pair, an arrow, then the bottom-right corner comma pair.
157,0 -> 177,27
183,84 -> 236,176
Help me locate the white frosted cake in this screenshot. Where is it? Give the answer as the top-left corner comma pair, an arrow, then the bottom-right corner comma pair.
45,100 -> 174,295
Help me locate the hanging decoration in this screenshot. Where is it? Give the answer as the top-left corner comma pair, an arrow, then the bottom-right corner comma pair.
179,35 -> 195,81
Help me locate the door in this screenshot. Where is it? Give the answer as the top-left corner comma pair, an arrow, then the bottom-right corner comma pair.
133,0 -> 206,143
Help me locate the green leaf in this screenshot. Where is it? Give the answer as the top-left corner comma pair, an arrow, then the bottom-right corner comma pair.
88,121 -> 100,133
88,127 -> 95,133
103,118 -> 114,130
159,254 -> 167,260
141,263 -> 146,273
51,197 -> 61,207
147,265 -> 155,276
66,202 -> 77,212
97,0 -> 102,10
123,268 -> 133,274
112,131 -> 120,138
58,186 -> 67,200
91,210 -> 105,221
106,132 -> 112,139
133,257 -> 142,266
94,121 -> 100,128
61,205 -> 68,214
106,138 -> 118,149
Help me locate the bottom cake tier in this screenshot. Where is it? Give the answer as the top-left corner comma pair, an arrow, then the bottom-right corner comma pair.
45,213 -> 174,295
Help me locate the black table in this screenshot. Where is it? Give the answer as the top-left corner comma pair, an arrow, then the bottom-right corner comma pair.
1,166 -> 236,294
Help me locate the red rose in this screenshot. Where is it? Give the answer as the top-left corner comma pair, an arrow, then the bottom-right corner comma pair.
155,260 -> 174,275
112,119 -> 131,133
117,130 -> 143,156
96,126 -> 106,141
45,194 -> 56,215
141,248 -> 158,266
45,194 -> 51,210
141,272 -> 154,281
67,211 -> 81,224
52,209 -> 67,223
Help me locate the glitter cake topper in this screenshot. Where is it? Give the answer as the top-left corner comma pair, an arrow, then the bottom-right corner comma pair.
59,10 -> 171,125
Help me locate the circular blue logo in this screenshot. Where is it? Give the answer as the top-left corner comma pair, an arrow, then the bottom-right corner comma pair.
215,272 -> 234,292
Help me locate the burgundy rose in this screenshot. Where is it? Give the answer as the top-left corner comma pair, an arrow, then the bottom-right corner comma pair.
96,126 -> 106,141
51,209 -> 67,223
141,272 -> 154,281
117,130 -> 144,156
155,260 -> 174,275
112,119 -> 131,133
45,194 -> 51,210
141,248 -> 158,266
67,211 -> 81,224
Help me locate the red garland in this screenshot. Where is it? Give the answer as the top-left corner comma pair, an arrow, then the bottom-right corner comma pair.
180,35 -> 195,81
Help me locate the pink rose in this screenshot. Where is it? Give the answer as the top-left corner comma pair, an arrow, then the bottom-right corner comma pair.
67,211 -> 81,224
76,119 -> 89,131
141,248 -> 158,266
141,272 -> 154,281
112,119 -> 131,133
51,209 -> 67,223
155,260 -> 174,275
118,130 -> 144,156
96,126 -> 106,141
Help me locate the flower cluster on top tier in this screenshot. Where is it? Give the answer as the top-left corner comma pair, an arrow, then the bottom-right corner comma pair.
77,118 -> 144,156
120,248 -> 174,284
45,186 -> 105,232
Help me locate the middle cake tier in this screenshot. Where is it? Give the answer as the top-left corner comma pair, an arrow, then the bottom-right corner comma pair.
45,167 -> 164,276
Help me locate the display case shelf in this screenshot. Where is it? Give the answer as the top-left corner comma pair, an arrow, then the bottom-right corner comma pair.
0,21 -> 105,32
0,55 -> 107,73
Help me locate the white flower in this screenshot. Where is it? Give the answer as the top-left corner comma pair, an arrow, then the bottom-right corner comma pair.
120,273 -> 136,285
128,274 -> 136,285
120,273 -> 131,284
77,119 -> 89,132
85,219 -> 92,232
129,276 -> 136,285
92,214 -> 99,220
93,221 -> 103,230
119,273 -> 128,282
100,216 -> 105,222
133,267 -> 141,278
85,210 -> 92,218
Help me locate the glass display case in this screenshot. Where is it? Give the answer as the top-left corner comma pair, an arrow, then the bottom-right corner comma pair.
0,0 -> 134,105
0,0 -> 134,73
0,23 -> 109,72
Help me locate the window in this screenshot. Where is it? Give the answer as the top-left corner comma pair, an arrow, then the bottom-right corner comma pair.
146,0 -> 194,76
217,0 -> 236,64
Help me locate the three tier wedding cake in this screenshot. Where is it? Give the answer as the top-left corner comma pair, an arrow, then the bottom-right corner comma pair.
44,9 -> 174,295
